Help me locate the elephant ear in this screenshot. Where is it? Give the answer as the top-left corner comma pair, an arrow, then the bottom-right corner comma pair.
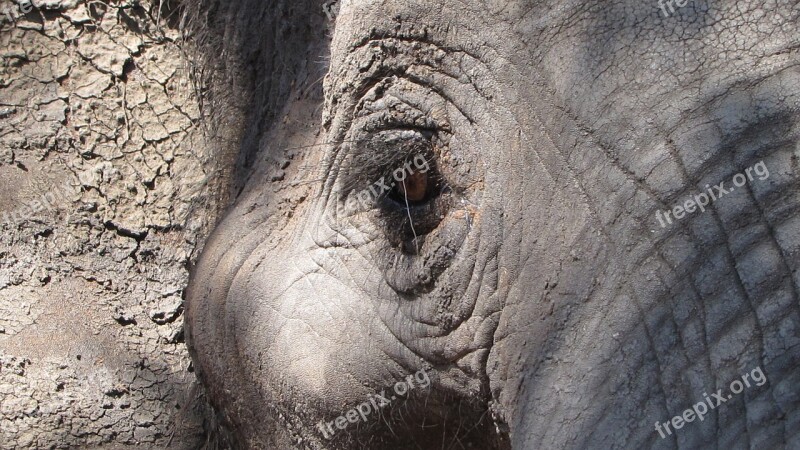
183,0 -> 331,197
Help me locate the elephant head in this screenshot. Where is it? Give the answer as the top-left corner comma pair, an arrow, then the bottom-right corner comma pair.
185,0 -> 800,448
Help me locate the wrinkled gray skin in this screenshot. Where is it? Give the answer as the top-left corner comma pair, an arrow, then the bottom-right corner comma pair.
185,0 -> 800,448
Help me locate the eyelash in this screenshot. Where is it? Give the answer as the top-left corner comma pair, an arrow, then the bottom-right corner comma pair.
337,130 -> 436,202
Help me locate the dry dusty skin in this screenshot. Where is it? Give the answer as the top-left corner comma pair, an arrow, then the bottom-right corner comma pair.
0,0 -> 228,447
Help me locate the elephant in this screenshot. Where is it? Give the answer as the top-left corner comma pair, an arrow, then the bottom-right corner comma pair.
184,0 -> 800,448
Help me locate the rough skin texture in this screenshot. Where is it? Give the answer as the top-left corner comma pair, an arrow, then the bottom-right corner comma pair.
0,0 -> 228,448
2,0 -> 799,449
186,0 -> 800,448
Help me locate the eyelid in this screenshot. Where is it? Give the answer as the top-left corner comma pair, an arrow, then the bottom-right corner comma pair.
357,104 -> 442,135
335,129 -> 438,208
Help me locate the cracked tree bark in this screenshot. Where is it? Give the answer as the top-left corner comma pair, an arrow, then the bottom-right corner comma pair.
0,0 -> 229,448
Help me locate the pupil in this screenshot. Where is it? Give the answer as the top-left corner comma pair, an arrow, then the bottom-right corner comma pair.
396,171 -> 428,203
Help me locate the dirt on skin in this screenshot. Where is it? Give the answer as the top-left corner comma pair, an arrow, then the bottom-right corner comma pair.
0,0 -> 233,448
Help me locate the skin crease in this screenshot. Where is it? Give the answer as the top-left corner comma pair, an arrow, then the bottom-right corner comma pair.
185,0 -> 800,448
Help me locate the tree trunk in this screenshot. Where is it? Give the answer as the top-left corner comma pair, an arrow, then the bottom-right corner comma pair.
0,0 -> 227,447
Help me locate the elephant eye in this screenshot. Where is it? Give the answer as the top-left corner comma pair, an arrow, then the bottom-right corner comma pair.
335,127 -> 454,254
389,169 -> 430,204
374,159 -> 451,254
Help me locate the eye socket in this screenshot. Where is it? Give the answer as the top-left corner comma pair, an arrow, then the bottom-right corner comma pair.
335,128 -> 455,253
376,160 -> 452,254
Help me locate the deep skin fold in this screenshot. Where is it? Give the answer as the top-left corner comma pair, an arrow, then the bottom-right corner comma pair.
186,0 -> 800,448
